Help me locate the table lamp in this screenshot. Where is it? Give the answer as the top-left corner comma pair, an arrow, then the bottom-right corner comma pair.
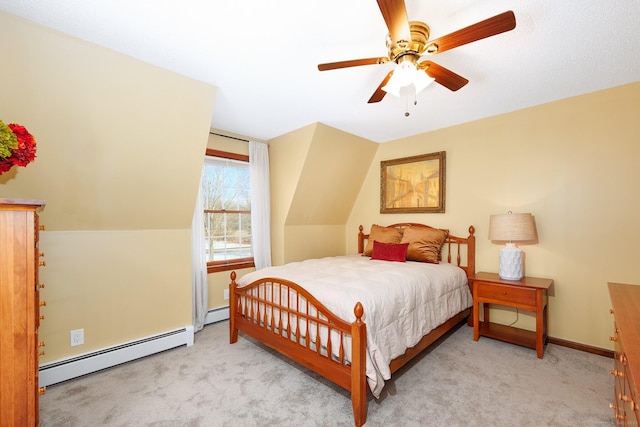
488,212 -> 538,280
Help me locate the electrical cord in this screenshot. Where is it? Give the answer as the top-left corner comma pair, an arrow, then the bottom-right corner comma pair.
508,308 -> 519,326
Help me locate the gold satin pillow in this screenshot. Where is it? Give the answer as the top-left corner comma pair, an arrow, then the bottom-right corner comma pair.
400,226 -> 448,263
363,225 -> 403,256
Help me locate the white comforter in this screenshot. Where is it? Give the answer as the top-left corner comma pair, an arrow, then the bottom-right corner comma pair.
237,255 -> 472,398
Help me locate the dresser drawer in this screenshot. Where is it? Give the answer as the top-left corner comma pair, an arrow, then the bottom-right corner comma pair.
609,283 -> 640,426
475,281 -> 537,307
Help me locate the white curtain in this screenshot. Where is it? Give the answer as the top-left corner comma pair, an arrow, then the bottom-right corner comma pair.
249,141 -> 272,270
191,165 -> 208,332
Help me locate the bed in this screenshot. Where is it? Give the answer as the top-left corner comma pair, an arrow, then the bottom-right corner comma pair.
229,223 -> 476,426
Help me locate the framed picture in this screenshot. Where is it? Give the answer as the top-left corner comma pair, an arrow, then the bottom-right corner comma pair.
380,151 -> 446,214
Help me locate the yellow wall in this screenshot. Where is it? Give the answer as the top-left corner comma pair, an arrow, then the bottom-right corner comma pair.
270,123 -> 378,264
39,230 -> 191,351
0,12 -> 216,361
347,82 -> 640,349
269,125 -> 317,265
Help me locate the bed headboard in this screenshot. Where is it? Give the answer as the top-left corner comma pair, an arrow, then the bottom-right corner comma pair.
357,223 -> 476,278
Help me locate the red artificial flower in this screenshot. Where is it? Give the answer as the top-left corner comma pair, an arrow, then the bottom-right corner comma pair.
0,157 -> 13,174
7,123 -> 37,167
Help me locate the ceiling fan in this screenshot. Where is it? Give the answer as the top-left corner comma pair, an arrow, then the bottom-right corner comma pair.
317,0 -> 516,104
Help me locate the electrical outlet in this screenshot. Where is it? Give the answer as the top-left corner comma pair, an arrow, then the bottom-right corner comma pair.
223,289 -> 229,300
70,329 -> 84,346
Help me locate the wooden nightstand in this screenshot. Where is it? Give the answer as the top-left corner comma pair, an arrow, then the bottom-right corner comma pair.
471,272 -> 553,358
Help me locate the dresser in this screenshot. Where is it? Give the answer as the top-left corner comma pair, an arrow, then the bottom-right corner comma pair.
0,199 -> 46,427
608,282 -> 640,426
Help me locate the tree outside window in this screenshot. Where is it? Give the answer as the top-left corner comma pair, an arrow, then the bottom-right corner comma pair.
203,150 -> 254,272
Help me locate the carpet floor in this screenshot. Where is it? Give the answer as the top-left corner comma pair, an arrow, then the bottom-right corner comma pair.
40,320 -> 615,427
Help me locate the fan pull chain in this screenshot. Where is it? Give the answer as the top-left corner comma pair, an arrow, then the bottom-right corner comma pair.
404,92 -> 418,117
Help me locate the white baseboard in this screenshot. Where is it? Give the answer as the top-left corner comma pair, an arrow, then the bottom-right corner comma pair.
205,306 -> 229,324
39,325 -> 194,387
38,307 -> 230,388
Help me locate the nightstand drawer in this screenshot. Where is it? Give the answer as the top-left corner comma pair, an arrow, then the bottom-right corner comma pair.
475,281 -> 536,307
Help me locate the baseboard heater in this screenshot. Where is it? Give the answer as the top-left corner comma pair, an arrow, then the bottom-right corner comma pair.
205,306 -> 229,324
39,325 -> 194,388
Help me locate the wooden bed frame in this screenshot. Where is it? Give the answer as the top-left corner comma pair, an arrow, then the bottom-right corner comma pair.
229,223 -> 475,426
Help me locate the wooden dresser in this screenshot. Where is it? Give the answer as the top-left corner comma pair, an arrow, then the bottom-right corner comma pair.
0,199 -> 46,427
608,282 -> 640,426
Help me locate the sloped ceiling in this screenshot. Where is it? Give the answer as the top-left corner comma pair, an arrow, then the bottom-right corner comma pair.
0,1 -> 639,143
285,124 -> 378,226
0,12 -> 216,230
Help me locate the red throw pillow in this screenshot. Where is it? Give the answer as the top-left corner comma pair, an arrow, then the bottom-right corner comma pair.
371,240 -> 409,262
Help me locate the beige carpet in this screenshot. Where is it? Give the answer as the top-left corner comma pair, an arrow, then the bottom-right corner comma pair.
40,320 -> 615,426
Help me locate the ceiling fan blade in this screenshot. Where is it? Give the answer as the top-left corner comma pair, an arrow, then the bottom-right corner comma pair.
426,10 -> 516,55
318,57 -> 388,71
368,71 -> 394,103
419,61 -> 468,91
377,0 -> 411,46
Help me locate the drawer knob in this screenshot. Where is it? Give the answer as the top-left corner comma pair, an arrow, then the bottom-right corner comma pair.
38,350 -> 45,357
39,283 -> 46,289
610,403 -> 618,410
610,309 -> 614,314
609,336 -> 617,342
618,354 -> 627,364
39,252 -> 45,257
38,341 -> 46,347
39,260 -> 46,267
39,315 -> 45,320
609,369 -> 625,378
39,225 -> 46,231
39,387 -> 46,395
620,398 -> 637,411
40,301 -> 47,307
615,413 -> 626,421
618,393 -> 632,402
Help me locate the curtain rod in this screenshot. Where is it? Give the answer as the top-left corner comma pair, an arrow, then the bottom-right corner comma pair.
209,132 -> 249,143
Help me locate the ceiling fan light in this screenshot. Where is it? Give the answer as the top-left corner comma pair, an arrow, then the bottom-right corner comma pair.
382,59 -> 417,96
382,62 -> 434,97
394,60 -> 416,86
381,77 -> 402,97
413,70 -> 435,94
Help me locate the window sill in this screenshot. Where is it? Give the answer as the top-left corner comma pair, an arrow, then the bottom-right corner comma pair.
207,259 -> 255,274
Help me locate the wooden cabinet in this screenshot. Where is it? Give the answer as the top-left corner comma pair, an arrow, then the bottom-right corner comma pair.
0,198 -> 46,427
608,282 -> 640,426
471,272 -> 553,359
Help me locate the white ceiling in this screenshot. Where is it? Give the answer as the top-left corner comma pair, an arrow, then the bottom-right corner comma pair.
1,0 -> 639,143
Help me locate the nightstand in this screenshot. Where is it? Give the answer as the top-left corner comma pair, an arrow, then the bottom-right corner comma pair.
471,272 -> 553,358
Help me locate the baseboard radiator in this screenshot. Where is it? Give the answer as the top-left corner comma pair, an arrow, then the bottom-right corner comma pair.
205,306 -> 229,325
39,325 -> 195,388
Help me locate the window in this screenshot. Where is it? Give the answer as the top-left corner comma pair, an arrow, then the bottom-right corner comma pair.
202,149 -> 254,273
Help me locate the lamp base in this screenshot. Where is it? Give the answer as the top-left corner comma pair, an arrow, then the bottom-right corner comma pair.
499,243 -> 523,281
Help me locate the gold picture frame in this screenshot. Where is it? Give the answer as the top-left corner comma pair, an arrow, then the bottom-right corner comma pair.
380,151 -> 446,214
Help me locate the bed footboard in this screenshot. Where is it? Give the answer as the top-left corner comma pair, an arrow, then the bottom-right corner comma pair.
229,271 -> 368,426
